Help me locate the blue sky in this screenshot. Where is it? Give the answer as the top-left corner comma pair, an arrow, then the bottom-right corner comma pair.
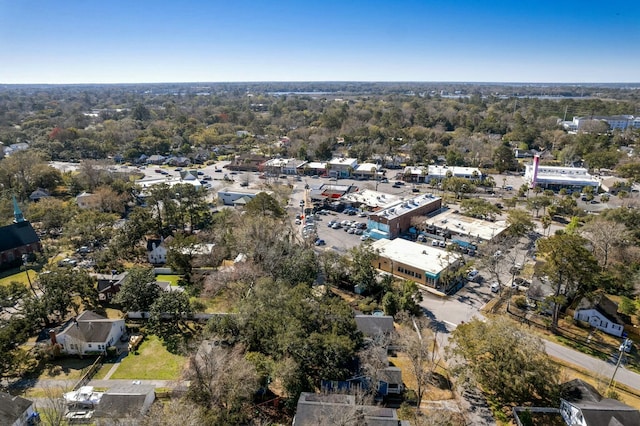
0,0 -> 638,84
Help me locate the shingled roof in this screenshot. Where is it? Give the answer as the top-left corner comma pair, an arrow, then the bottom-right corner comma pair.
0,392 -> 33,425
0,221 -> 39,252
57,311 -> 118,343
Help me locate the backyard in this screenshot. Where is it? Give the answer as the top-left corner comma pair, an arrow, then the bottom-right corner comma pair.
108,335 -> 187,380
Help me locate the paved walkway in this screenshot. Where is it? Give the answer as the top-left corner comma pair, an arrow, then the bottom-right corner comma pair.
102,352 -> 127,380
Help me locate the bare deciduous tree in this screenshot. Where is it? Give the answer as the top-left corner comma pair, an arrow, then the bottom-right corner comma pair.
580,219 -> 630,268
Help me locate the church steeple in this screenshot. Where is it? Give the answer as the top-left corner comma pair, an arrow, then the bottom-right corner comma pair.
12,196 -> 25,223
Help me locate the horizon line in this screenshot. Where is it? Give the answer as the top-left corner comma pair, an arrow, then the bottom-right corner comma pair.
1,80 -> 640,87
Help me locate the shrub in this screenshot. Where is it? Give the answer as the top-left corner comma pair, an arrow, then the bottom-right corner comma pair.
514,296 -> 528,309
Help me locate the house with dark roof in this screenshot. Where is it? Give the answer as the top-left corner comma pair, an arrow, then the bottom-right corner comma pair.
91,272 -> 128,301
0,197 -> 41,270
52,311 -> 125,355
0,392 -> 38,426
378,366 -> 404,395
354,314 -> 395,338
93,384 -> 155,421
293,392 -> 409,426
560,379 -> 640,426
28,188 -> 51,202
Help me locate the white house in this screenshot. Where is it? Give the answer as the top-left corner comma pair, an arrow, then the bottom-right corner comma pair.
573,308 -> 624,337
147,238 -> 168,264
53,311 -> 126,355
559,379 -> 640,426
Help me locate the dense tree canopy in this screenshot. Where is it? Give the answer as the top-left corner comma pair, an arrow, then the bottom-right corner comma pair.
448,317 -> 559,406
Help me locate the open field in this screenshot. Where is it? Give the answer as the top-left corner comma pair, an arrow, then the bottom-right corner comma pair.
109,335 -> 186,380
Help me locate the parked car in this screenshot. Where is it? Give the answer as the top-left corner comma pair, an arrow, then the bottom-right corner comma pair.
315,239 -> 326,246
331,223 -> 341,229
490,282 -> 500,293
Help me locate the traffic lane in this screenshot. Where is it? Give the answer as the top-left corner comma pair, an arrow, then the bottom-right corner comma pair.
544,340 -> 640,392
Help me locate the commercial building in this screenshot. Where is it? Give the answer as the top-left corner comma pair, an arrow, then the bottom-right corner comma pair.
354,162 -> 382,179
371,238 -> 462,294
421,209 -> 509,243
341,189 -> 401,211
217,189 -> 270,206
427,165 -> 482,182
263,158 -> 307,176
328,157 -> 358,178
562,115 -> 640,132
367,193 -> 442,239
525,158 -> 600,192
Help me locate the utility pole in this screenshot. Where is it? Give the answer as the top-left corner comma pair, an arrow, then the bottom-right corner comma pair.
607,339 -> 630,392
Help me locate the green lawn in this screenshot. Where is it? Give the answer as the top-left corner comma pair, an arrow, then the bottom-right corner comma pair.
110,335 -> 186,380
0,269 -> 37,287
156,274 -> 182,286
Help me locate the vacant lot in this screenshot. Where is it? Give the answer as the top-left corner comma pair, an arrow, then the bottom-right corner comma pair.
109,335 -> 186,380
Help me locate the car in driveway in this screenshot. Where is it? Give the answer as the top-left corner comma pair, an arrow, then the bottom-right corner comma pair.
490,282 -> 500,293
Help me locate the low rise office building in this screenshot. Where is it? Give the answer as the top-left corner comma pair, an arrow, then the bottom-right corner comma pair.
371,238 -> 462,294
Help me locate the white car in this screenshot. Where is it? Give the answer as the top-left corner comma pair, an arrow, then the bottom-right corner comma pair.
490,282 -> 500,293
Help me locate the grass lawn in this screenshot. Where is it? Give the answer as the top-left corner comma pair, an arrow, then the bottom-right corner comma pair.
156,274 -> 182,286
0,269 -> 37,287
110,335 -> 186,380
35,357 -> 98,381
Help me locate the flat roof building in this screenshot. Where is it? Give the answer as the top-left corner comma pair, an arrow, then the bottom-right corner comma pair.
328,157 -> 358,178
422,209 -> 509,242
524,163 -> 600,191
371,238 -> 462,294
341,189 -> 401,211
368,193 -> 441,239
427,165 -> 482,182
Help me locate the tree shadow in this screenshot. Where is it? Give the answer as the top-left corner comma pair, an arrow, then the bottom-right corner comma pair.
421,308 -> 449,334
